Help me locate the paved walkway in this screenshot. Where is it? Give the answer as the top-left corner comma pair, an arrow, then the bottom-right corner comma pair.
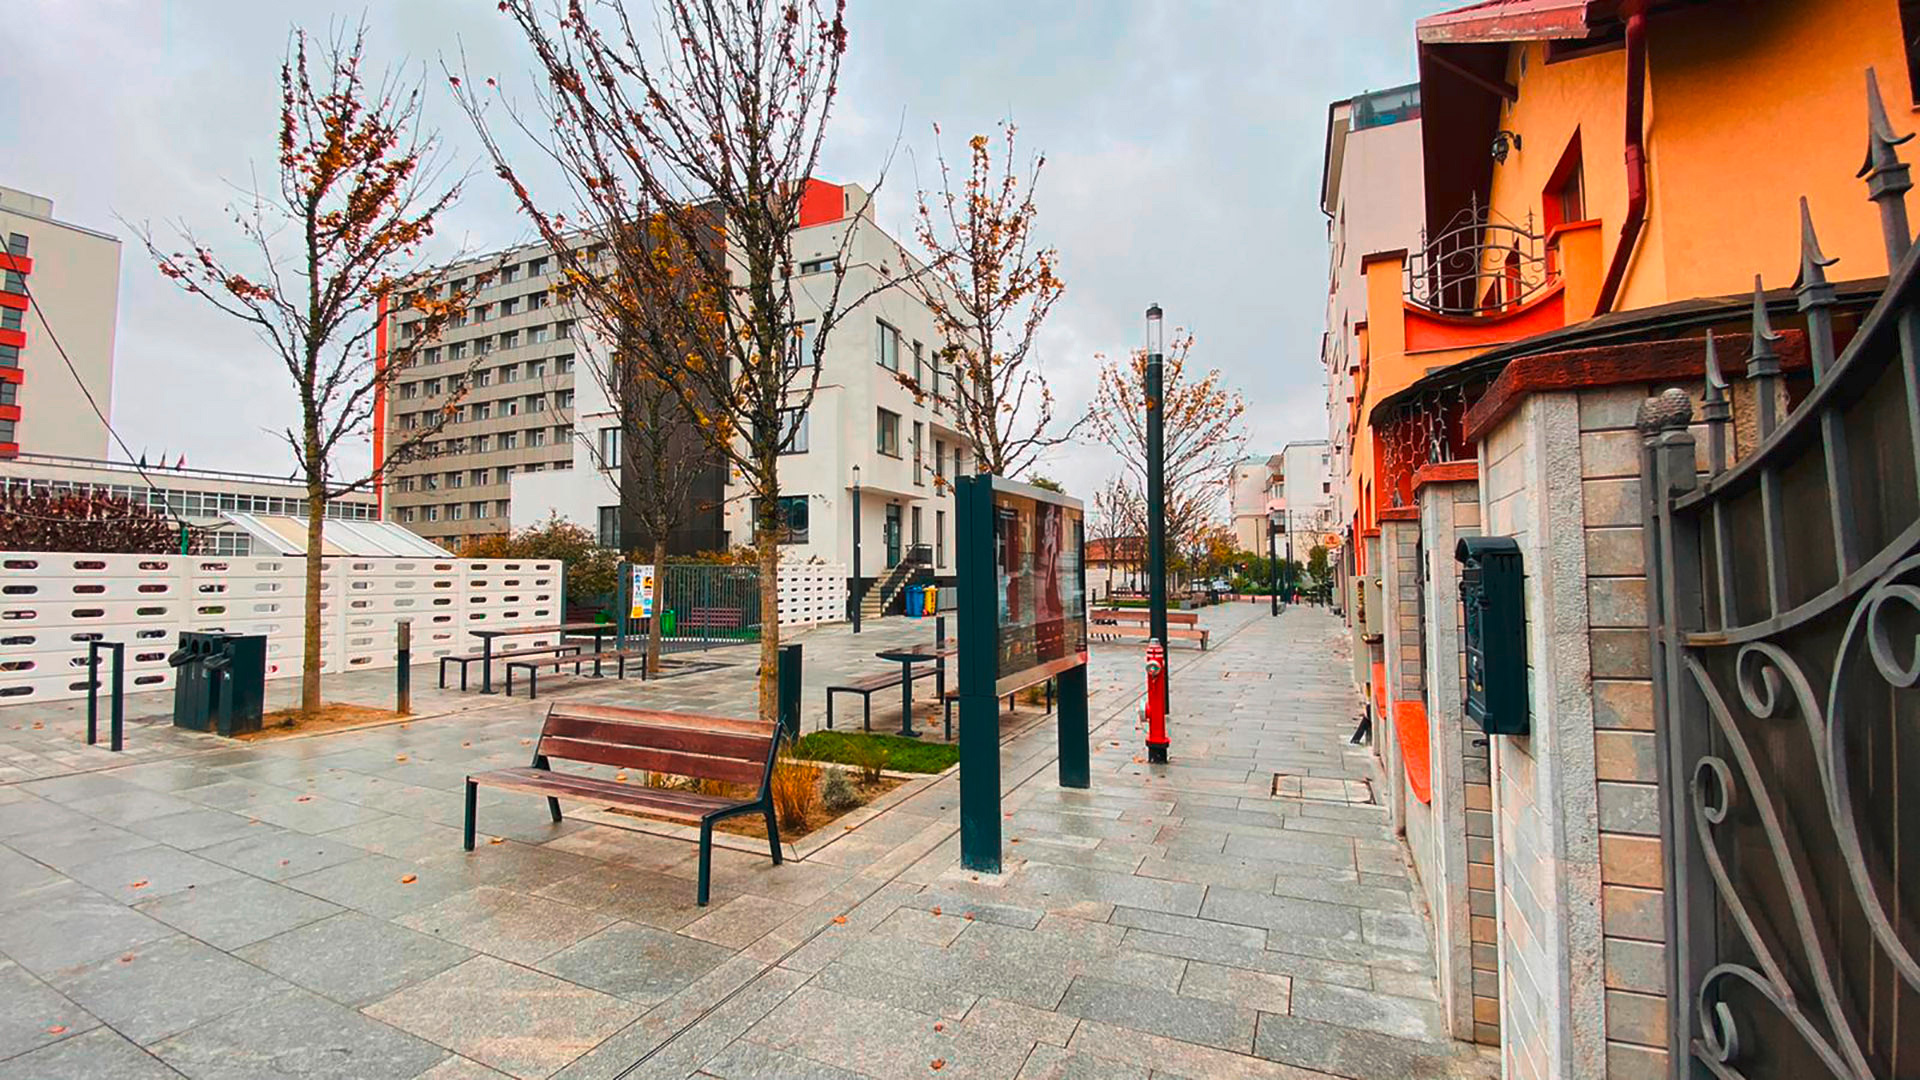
0,604 -> 1496,1079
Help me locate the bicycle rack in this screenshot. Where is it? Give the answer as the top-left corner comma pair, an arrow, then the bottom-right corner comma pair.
85,639 -> 126,751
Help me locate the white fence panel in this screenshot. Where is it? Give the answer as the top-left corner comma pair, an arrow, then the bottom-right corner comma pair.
0,553 -> 567,705
777,561 -> 847,628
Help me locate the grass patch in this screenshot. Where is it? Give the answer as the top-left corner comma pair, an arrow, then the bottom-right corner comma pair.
792,730 -> 960,774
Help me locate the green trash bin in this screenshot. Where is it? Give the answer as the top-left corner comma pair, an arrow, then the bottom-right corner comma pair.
663,608 -> 677,636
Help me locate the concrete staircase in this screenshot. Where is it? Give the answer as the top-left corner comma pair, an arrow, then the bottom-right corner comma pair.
858,557 -> 931,621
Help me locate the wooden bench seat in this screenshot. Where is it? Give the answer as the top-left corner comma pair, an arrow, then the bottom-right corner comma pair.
439,644 -> 582,691
465,703 -> 781,905
1087,622 -> 1210,650
825,667 -> 937,731
1090,608 -> 1201,627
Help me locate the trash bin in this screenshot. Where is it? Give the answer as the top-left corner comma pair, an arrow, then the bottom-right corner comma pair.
922,587 -> 937,616
168,631 -> 267,737
904,585 -> 924,618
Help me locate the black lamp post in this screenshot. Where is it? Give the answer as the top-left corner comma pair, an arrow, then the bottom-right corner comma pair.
851,464 -> 863,634
1268,510 -> 1281,617
1144,303 -> 1170,756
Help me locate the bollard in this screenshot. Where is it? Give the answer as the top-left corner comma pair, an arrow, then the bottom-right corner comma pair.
396,619 -> 412,716
777,643 -> 802,741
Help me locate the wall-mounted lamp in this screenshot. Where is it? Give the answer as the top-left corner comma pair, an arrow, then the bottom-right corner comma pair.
1491,130 -> 1522,164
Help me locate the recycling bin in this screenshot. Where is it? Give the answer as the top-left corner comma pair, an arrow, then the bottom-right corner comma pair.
169,631 -> 267,736
904,585 -> 925,617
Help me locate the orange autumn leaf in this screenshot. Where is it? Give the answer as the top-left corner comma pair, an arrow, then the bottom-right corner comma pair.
933,1022 -> 945,1032
489,837 -> 505,845
931,906 -> 942,916
931,1060 -> 946,1071
129,880 -> 149,889
400,874 -> 418,884
296,795 -> 313,803
46,1025 -> 66,1035
831,916 -> 847,925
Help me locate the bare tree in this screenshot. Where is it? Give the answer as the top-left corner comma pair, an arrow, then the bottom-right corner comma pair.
909,121 -> 1072,477
139,25 -> 473,717
1086,333 -> 1246,590
1088,474 -> 1143,597
460,0 -> 883,727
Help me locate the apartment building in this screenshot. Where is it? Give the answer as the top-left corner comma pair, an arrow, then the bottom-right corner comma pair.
374,241 -> 582,549
1227,440 -> 1333,554
512,178 -> 967,605
0,185 -> 120,459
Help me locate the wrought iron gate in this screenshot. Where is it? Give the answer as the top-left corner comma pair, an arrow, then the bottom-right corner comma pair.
654,563 -> 760,652
1641,74 -> 1920,1079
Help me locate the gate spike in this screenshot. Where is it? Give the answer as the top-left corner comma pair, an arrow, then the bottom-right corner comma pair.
1797,197 -> 1841,380
1746,275 -> 1782,380
1704,329 -> 1728,398
1860,67 -> 1914,265
1796,197 -> 1839,291
1702,329 -> 1731,474
1860,67 -> 1916,180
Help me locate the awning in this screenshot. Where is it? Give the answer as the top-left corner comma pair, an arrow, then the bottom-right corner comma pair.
1416,0 -> 1595,44
219,512 -> 453,557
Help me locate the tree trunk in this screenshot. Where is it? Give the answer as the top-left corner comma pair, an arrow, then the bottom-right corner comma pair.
300,483 -> 326,717
755,527 -> 780,728
645,538 -> 665,678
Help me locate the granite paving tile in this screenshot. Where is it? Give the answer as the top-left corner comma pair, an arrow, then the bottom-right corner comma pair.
363,955 -> 642,1080
234,910 -> 474,1006
1289,978 -> 1448,1041
809,958 -> 980,1019
0,959 -> 97,1060
132,874 -> 342,949
0,879 -> 177,977
1016,1044 -> 1152,1080
284,854 -> 480,919
695,1040 -> 871,1080
1056,976 -> 1256,1054
395,884 -> 617,965
0,1026 -> 184,1080
50,934 -> 292,1046
746,984 -> 1031,1080
537,921 -> 735,1004
192,827 -> 369,881
149,987 -> 446,1080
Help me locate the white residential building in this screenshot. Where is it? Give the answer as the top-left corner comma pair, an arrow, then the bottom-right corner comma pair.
0,185 -> 121,459
513,178 -> 966,607
1227,440 -> 1333,556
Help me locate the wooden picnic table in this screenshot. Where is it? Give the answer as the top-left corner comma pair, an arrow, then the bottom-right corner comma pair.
469,622 -> 615,694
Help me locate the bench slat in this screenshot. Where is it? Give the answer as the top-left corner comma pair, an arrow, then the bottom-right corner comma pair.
471,767 -> 738,820
537,735 -> 768,787
545,714 -> 771,762
550,703 -> 774,738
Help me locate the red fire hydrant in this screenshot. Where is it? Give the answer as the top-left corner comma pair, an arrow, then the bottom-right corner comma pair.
1144,639 -> 1169,763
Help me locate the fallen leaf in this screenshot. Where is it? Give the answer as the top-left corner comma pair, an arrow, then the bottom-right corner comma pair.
964,912 -> 975,921
1134,757 -> 1144,764
295,795 -> 313,803
129,879 -> 149,889
395,754 -> 409,762
931,1060 -> 946,1071
1010,838 -> 1021,844
520,738 -> 532,745
489,837 -> 505,845
461,741 -> 472,748
843,824 -> 854,831
932,1022 -> 945,1032
31,721 -> 44,730
615,773 -> 628,781
831,915 -> 847,925
279,859 -> 290,867
118,954 -> 136,964
45,1025 -> 66,1035
400,874 -> 418,884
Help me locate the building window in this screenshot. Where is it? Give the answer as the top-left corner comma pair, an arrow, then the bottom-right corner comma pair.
530,428 -> 547,447
528,394 -> 546,412
527,256 -> 548,276
557,321 -> 574,339
751,495 -> 809,544
2,271 -> 25,295
597,505 -> 620,547
501,431 -> 519,449
558,355 -> 575,373
500,330 -> 519,349
934,439 -> 946,480
0,344 -> 16,368
530,325 -> 551,344
787,321 -> 815,369
529,360 -> 547,379
496,466 -> 514,484
503,400 -> 519,417
473,402 -> 491,421
936,509 -> 946,567
913,340 -> 924,385
502,263 -> 521,284
876,408 -> 901,457
0,308 -> 20,331
779,408 -> 809,454
449,471 -> 464,489
472,501 -> 488,519
528,291 -> 547,310
500,297 -> 519,317
450,504 -> 465,521
0,382 -> 14,407
5,233 -> 26,257
876,320 -> 900,371
425,505 -> 440,522
557,390 -> 574,410
502,363 -> 519,383
1543,132 -> 1586,233
598,426 -> 621,466
911,422 -> 924,485
799,256 -> 835,274
471,468 -> 488,486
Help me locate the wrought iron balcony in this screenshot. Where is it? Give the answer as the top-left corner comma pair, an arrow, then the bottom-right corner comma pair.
1404,197 -> 1559,318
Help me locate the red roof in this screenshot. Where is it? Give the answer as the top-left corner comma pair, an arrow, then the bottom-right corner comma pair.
1416,0 -> 1595,44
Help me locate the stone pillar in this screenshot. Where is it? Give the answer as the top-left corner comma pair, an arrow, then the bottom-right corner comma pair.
1416,473 -> 1500,1045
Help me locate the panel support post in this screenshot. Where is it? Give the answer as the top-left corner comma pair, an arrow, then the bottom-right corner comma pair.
955,473 -> 1002,873
1056,663 -> 1089,789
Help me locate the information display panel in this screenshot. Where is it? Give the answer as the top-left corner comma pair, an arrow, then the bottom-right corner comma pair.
989,483 -> 1086,697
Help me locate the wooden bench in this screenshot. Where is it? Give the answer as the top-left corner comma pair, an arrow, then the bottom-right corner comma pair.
825,667 -> 938,731
1087,621 -> 1210,650
504,655 -> 585,698
1090,608 -> 1201,627
464,703 -> 782,906
439,643 -> 582,691
940,673 -> 1055,741
510,646 -> 656,699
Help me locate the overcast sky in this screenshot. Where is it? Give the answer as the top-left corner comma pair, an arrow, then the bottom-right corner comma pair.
2,0 -> 1446,499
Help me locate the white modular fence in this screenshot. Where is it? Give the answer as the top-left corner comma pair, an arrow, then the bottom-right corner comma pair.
777,560 -> 848,628
0,552 -> 561,705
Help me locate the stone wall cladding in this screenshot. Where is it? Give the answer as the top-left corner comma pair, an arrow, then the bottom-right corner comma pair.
1480,392 -> 1608,1080
1579,384 -> 1670,1079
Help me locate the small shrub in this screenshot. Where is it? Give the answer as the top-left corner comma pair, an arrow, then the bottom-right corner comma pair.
845,737 -> 890,785
821,767 -> 858,811
770,750 -> 821,829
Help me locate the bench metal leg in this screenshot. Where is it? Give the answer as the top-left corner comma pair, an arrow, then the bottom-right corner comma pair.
439,658 -> 449,690
506,666 -> 516,697
863,694 -> 871,732
547,795 -> 563,823
463,781 -> 477,851
528,669 -> 537,700
763,803 -> 782,865
697,819 -> 714,906
826,690 -> 835,730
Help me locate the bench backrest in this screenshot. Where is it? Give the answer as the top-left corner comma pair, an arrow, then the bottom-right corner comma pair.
537,703 -> 779,793
1092,608 -> 1200,626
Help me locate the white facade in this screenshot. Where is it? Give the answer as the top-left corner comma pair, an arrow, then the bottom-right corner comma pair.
517,180 -> 967,585
1227,441 -> 1334,555
0,185 -> 120,459
1320,87 -> 1425,538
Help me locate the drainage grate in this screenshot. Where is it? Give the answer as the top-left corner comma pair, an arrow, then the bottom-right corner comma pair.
1271,773 -> 1377,805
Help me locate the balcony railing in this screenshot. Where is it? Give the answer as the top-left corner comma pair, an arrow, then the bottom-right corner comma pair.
1405,197 -> 1559,318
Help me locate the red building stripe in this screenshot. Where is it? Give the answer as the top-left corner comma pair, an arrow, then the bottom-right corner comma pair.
0,254 -> 33,275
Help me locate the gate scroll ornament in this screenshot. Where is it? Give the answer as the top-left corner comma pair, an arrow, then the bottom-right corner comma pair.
1641,70 -> 1920,1080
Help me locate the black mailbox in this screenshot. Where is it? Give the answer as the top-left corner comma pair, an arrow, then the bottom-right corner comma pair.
1456,536 -> 1527,736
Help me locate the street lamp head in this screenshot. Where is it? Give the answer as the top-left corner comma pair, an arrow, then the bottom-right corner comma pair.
1269,509 -> 1284,529
1145,303 -> 1164,356
851,463 -> 861,488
